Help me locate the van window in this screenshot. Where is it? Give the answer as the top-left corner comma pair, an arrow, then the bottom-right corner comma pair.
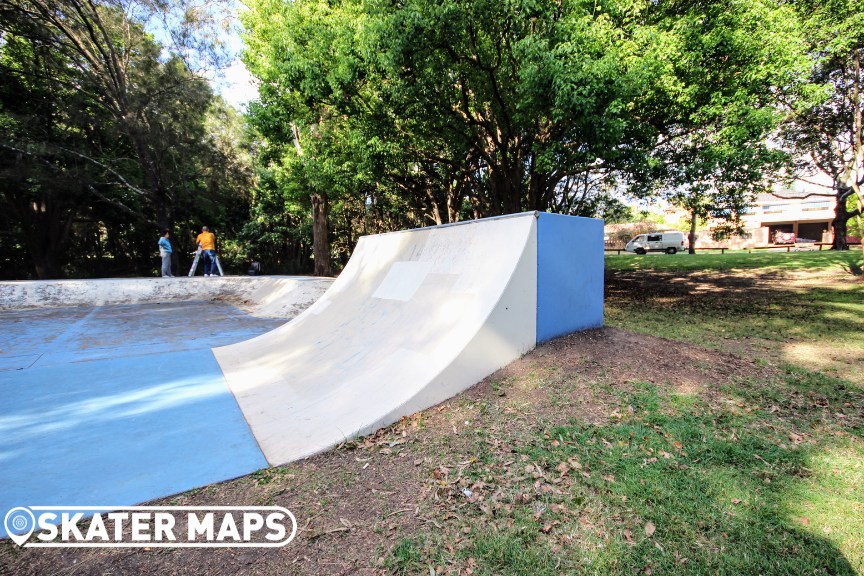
647,234 -> 662,242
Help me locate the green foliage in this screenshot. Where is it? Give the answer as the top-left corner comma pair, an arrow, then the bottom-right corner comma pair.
243,0 -> 812,264
780,0 -> 864,248
0,0 -> 255,278
237,162 -> 316,274
632,1 -> 808,248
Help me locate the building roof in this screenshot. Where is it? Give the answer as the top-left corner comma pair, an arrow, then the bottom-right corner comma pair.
756,189 -> 834,204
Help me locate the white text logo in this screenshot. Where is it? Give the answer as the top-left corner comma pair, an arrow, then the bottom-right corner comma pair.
4,506 -> 297,548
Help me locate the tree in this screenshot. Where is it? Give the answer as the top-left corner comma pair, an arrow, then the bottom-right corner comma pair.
0,0 -> 228,232
0,30 -> 113,278
658,133 -> 788,254
243,0 -> 341,275
625,0 -> 807,252
781,0 -> 863,250
244,0 -> 812,262
349,0 -> 658,218
242,0 -> 686,270
0,0 -> 254,278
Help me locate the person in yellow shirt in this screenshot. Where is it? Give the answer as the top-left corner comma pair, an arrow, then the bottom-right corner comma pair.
195,226 -> 218,277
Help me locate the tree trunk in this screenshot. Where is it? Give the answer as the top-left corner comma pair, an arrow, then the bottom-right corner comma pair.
527,169 -> 547,212
446,185 -> 459,223
311,193 -> 333,276
506,163 -> 523,214
446,177 -> 464,224
688,210 -> 698,255
153,194 -> 170,234
11,192 -> 73,279
31,252 -> 64,279
488,164 -> 522,216
426,188 -> 443,226
830,186 -> 858,250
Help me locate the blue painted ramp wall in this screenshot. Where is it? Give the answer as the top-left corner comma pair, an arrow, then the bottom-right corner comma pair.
535,213 -> 604,343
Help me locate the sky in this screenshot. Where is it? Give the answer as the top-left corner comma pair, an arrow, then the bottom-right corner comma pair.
211,2 -> 259,111
213,57 -> 258,110
212,1 -> 258,110
146,1 -> 259,110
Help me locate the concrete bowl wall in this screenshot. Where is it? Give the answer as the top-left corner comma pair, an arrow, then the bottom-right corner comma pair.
0,276 -> 334,318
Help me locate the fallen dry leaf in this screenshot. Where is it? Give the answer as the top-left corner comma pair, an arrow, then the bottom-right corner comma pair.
645,521 -> 656,538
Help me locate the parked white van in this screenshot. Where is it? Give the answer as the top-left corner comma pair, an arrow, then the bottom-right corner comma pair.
624,231 -> 687,255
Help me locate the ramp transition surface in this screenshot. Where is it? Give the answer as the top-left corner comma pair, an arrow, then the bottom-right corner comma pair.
215,212 -> 603,465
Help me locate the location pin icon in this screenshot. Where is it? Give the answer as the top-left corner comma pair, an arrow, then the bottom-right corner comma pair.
4,507 -> 36,546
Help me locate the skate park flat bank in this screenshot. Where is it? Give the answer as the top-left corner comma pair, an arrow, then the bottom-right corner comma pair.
0,275 -> 334,540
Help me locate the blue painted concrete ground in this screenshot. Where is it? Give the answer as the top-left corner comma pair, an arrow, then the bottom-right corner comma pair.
0,302 -> 283,537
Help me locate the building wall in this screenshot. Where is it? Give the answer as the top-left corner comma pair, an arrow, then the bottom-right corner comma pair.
606,194 -> 836,249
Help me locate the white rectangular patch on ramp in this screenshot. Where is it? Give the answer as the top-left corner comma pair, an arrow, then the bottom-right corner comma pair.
372,261 -> 433,301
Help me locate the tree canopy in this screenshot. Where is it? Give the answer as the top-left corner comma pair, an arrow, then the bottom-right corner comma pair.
1,0 -> 859,279
780,0 -> 863,249
0,0 -> 254,278
242,0 -> 812,267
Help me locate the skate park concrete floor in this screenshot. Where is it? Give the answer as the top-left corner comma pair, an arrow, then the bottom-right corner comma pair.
0,301 -> 284,537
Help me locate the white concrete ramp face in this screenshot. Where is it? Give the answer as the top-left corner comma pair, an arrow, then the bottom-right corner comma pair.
213,214 -> 539,465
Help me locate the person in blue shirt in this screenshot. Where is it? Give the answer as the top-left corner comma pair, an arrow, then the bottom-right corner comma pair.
158,230 -> 174,277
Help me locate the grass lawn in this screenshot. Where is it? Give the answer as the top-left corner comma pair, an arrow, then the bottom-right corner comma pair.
597,250 -> 864,574
606,249 -> 864,386
391,251 -> 864,575
605,248 -> 863,273
3,250 -> 862,575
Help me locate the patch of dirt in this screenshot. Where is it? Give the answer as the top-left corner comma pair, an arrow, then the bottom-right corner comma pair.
1,328 -> 763,576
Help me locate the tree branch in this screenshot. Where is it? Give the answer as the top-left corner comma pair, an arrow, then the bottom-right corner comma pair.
54,145 -> 148,197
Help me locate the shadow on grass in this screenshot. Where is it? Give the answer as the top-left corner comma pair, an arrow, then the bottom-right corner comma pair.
387,377 -> 862,575
845,259 -> 863,276
604,266 -> 864,352
605,250 -> 863,274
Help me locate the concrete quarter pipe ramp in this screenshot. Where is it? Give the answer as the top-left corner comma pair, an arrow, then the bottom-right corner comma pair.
215,212 -> 603,466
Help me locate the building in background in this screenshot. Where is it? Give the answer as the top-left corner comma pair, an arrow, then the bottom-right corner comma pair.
606,176 -> 846,249
745,190 -> 834,245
